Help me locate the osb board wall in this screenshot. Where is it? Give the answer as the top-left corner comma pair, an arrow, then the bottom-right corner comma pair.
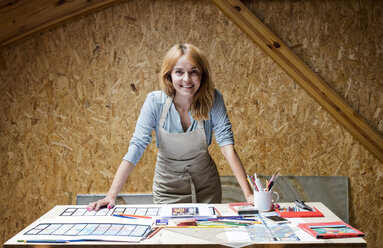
0,0 -> 382,246
241,0 -> 383,246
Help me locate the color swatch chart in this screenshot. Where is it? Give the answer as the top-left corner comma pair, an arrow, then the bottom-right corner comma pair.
24,223 -> 151,237
60,207 -> 161,217
267,224 -> 299,241
244,219 -> 299,242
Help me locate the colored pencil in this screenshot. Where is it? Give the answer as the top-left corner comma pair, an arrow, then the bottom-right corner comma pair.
116,213 -> 152,219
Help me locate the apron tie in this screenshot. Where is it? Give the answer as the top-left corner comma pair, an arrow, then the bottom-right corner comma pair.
184,166 -> 197,203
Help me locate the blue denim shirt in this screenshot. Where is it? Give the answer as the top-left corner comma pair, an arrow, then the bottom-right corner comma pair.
123,89 -> 234,165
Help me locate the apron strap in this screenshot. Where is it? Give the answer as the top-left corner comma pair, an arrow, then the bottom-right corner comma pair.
197,120 -> 204,130
159,95 -> 173,129
184,166 -> 197,203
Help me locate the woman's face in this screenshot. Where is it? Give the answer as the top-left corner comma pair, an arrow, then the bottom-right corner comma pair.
171,55 -> 201,98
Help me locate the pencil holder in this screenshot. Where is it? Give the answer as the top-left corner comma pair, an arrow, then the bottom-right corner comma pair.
253,191 -> 279,211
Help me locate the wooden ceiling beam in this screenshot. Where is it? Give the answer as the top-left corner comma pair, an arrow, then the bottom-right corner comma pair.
210,0 -> 383,162
0,0 -> 122,47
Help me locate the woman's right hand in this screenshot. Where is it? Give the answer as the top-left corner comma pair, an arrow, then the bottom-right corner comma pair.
87,195 -> 116,212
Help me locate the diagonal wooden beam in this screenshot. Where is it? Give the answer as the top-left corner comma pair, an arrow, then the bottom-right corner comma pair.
211,0 -> 383,162
0,0 -> 123,47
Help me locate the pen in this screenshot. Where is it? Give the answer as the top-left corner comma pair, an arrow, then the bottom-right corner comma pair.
251,176 -> 257,190
309,225 -> 347,228
201,217 -> 260,222
214,221 -> 253,226
218,219 -> 262,224
217,216 -> 251,220
198,221 -> 248,226
116,213 -> 152,219
214,207 -> 222,217
25,239 -> 125,243
247,175 -> 258,191
247,177 -> 254,191
67,239 -> 114,242
219,218 -> 259,221
254,173 -> 264,191
113,214 -> 137,219
18,239 -> 112,243
195,218 -> 258,222
164,226 -> 229,228
267,169 -> 279,191
18,240 -> 68,243
268,181 -> 274,191
146,227 -> 162,239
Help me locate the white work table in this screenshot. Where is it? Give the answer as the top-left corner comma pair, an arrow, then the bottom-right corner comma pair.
5,202 -> 366,247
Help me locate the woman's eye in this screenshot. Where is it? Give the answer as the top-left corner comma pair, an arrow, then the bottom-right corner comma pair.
175,70 -> 183,75
191,70 -> 200,75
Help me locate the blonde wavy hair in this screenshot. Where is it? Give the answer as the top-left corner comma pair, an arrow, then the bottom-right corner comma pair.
160,44 -> 215,120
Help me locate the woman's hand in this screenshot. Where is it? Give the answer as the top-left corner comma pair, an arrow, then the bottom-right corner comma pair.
87,160 -> 135,212
87,195 -> 116,212
246,193 -> 254,205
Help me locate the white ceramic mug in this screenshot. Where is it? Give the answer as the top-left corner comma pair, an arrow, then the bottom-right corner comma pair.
253,191 -> 279,211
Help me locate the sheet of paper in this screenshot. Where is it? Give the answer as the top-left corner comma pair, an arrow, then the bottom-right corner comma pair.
224,226 -> 252,242
284,217 -> 317,242
8,214 -> 154,243
245,224 -> 274,242
160,203 -> 215,218
61,205 -> 162,217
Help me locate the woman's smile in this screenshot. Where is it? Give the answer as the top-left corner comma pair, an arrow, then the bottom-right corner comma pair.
171,55 -> 201,97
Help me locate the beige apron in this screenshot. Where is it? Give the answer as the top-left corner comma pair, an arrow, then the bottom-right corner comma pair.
153,95 -> 222,204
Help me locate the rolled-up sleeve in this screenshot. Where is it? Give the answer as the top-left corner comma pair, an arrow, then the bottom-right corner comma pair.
211,90 -> 234,146
123,93 -> 157,165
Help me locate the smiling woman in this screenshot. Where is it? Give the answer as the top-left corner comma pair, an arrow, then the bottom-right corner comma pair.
87,44 -> 254,210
